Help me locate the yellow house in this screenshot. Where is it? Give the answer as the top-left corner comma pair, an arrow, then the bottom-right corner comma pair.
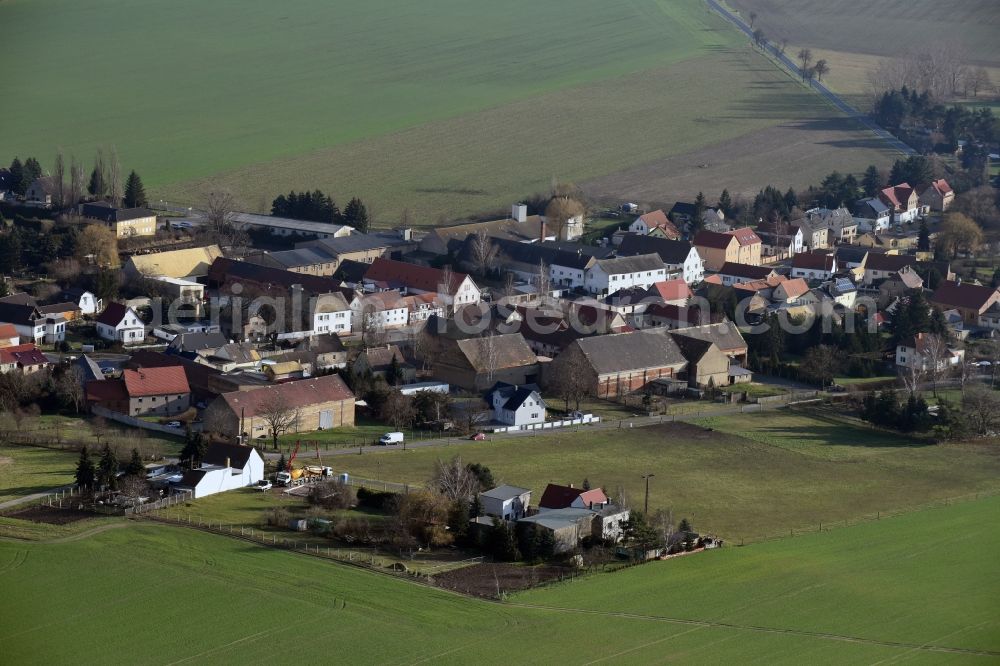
80,202 -> 157,238
692,230 -> 740,272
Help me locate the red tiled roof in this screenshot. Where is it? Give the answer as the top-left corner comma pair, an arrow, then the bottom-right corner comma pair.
725,227 -> 761,246
122,366 -> 190,397
693,230 -> 736,250
86,378 -> 128,403
638,210 -> 681,238
928,179 -> 953,196
216,374 -> 354,418
878,183 -> 915,210
0,323 -> 18,344
648,279 -> 692,303
778,277 -> 811,299
930,280 -> 999,312
538,483 -> 609,510
646,303 -> 706,325
0,343 -> 48,367
364,258 -> 470,296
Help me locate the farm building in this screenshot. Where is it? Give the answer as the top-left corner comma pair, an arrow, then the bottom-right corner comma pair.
177,443 -> 265,499
202,374 -> 355,441
480,485 -> 532,521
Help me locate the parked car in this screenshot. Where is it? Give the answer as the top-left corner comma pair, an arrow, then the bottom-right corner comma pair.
165,420 -> 182,428
568,411 -> 584,418
256,480 -> 272,492
378,432 -> 404,445
470,432 -> 487,441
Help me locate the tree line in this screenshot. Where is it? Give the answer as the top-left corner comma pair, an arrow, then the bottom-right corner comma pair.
8,149 -> 148,210
271,189 -> 370,232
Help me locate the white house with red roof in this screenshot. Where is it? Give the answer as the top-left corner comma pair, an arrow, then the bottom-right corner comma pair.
895,332 -> 964,372
95,302 -> 145,345
878,183 -> 921,224
363,257 -> 479,312
628,209 -> 681,240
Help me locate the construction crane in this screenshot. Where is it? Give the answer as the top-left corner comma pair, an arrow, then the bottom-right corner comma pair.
276,441 -> 330,486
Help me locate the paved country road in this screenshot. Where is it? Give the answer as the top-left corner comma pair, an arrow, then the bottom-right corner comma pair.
706,0 -> 915,157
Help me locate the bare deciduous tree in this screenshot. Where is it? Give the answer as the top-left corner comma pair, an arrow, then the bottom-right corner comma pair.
470,229 -> 499,276
201,190 -> 248,250
380,391 -> 416,430
797,48 -> 813,79
69,155 -> 85,207
107,146 -> 123,206
547,348 -> 593,411
360,307 -> 387,350
966,67 -> 991,97
429,455 -> 480,502
920,333 -> 950,397
813,59 -> 829,82
544,196 -> 585,241
476,332 -> 501,384
53,149 -> 66,209
962,384 -> 1000,435
258,393 -> 298,449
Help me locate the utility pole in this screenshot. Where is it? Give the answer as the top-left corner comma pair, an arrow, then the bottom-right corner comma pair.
642,473 -> 655,515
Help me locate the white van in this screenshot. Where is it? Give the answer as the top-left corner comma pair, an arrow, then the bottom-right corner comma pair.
378,432 -> 404,445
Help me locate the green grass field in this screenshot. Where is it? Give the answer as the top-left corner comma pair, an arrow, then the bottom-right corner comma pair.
1,497 -> 997,663
327,411 -> 1000,540
0,446 -> 78,504
2,0 -> 900,223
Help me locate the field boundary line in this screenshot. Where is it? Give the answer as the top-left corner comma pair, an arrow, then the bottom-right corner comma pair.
503,603 -> 1000,657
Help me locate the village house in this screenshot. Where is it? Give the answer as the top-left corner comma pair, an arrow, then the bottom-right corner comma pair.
24,176 -> 56,206
583,254 -> 666,297
86,366 -> 191,417
790,251 -> 837,280
895,332 -> 964,372
488,383 -> 546,427
60,288 -> 102,316
244,246 -> 339,276
460,236 -> 599,290
203,373 -> 356,440
756,221 -> 804,255
692,230 -> 739,272
0,301 -> 65,344
716,262 -> 779,287
177,443 -> 265,499
352,344 -> 415,384
877,270 -> 924,308
854,197 -> 893,232
539,483 -> 610,511
194,342 -> 262,372
95,302 -> 145,345
802,207 -> 858,245
617,234 -> 704,285
671,321 -> 749,368
878,183 -> 922,224
917,179 -> 954,212
480,485 -> 532,521
793,218 -> 830,251
80,201 -> 157,237
297,232 -> 416,271
627,209 -> 681,239
420,204 -> 554,256
862,253 -> 917,285
726,228 -> 762,265
364,257 -> 480,312
930,280 -> 1000,325
0,344 -> 51,375
668,201 -> 726,231
771,277 -> 813,305
834,246 -> 869,270
668,333 -> 730,388
311,291 -> 353,335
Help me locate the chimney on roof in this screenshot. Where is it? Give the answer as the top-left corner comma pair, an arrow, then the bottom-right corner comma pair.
512,203 -> 527,223
568,483 -> 574,488
225,457 -> 231,469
